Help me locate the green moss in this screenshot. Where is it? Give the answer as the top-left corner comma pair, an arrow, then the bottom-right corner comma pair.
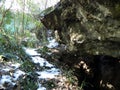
109,4 -> 120,18
37,46 -> 50,55
42,80 -> 56,90
20,60 -> 36,72
20,73 -> 38,90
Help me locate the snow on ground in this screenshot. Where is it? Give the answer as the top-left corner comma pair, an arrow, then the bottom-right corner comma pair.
13,70 -> 25,81
24,48 -> 60,90
23,48 -> 41,56
24,47 -> 54,67
47,39 -> 59,48
0,45 -> 77,90
0,38 -> 70,90
37,84 -> 46,90
36,68 -> 60,79
0,48 -> 60,90
0,75 -> 13,84
11,63 -> 21,69
31,56 -> 53,67
0,62 -> 25,89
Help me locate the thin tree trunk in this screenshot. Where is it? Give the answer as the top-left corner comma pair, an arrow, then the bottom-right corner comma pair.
45,0 -> 48,9
22,0 -> 25,35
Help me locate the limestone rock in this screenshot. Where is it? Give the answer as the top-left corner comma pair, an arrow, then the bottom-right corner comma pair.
41,0 -> 120,58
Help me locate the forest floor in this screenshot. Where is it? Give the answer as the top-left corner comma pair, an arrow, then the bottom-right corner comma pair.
0,39 -> 79,90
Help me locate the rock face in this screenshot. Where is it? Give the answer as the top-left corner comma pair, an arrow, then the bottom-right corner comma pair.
41,0 -> 120,90
41,0 -> 120,58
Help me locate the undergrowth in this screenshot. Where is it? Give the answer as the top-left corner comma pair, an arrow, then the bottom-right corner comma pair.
0,32 -> 39,89
0,33 -> 29,62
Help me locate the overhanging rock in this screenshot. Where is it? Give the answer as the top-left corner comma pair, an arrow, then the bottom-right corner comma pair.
41,0 -> 120,58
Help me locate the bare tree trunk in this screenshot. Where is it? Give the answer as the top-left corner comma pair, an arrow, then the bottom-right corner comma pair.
45,0 -> 48,9
22,0 -> 25,35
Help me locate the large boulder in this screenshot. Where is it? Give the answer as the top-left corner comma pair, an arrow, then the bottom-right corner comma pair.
40,0 -> 120,89
41,0 -> 120,58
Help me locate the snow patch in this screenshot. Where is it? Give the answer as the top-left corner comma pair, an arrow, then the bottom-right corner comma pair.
37,84 -> 46,90
47,39 -> 59,48
11,63 -> 21,69
23,47 -> 61,90
37,68 -> 59,79
0,75 -> 16,86
13,70 -> 25,81
24,48 -> 53,67
31,56 -> 53,67
24,48 -> 41,56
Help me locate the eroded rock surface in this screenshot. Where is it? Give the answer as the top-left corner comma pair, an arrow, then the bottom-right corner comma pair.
41,0 -> 120,58
41,0 -> 120,90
